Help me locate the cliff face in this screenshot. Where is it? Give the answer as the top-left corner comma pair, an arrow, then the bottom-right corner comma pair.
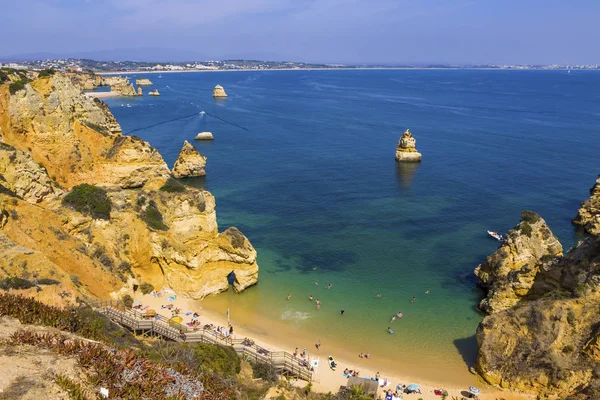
0,76 -> 169,189
0,73 -> 258,301
475,211 -> 563,314
475,212 -> 600,399
573,175 -> 600,235
135,78 -> 153,86
212,85 -> 227,98
172,141 -> 207,178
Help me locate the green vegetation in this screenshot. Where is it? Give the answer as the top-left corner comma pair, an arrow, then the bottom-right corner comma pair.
250,362 -> 278,383
521,210 -> 541,224
0,277 -> 36,290
54,375 -> 89,400
562,344 -> 575,353
62,184 -> 112,220
36,278 -> 61,286
519,221 -> 533,238
567,310 -> 575,326
9,81 -> 26,94
37,68 -> 56,78
140,201 -> 168,230
70,274 -> 80,286
160,177 -> 186,193
121,294 -> 134,308
139,282 -> 154,295
225,227 -> 246,248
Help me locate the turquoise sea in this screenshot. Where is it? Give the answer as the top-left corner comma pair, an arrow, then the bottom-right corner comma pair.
104,70 -> 600,379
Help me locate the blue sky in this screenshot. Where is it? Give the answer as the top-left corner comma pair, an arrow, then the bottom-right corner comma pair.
1,0 -> 598,64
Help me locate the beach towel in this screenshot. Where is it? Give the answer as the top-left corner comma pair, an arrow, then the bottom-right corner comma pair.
185,312 -> 193,316
342,373 -> 349,378
379,378 -> 388,387
167,295 -> 177,301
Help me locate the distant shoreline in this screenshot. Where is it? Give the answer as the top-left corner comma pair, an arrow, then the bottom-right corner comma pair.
97,67 -> 580,75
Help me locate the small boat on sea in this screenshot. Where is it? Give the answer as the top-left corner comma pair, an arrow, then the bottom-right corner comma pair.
328,356 -> 337,371
487,230 -> 504,241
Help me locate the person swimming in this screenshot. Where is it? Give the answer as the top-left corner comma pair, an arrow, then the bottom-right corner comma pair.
314,281 -> 319,286
396,312 -> 403,318
425,289 -> 430,294
340,309 -> 345,315
411,296 -> 416,302
327,283 -> 332,289
309,295 -> 314,301
376,293 -> 382,298
391,315 -> 396,322
286,294 -> 291,300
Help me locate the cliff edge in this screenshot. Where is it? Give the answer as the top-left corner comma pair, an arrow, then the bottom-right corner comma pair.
573,175 -> 600,235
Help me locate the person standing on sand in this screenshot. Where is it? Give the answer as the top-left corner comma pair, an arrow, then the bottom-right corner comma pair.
294,347 -> 298,358
359,352 -> 363,358
316,339 -> 321,350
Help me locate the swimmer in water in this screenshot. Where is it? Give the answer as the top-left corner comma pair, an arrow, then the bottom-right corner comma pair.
376,294 -> 382,298
309,295 -> 314,301
411,296 -> 416,302
391,315 -> 396,322
327,283 -> 332,289
286,294 -> 291,300
340,309 -> 345,316
425,289 -> 430,294
314,281 -> 319,286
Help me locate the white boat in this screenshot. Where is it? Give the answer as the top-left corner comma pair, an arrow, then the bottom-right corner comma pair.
487,230 -> 503,241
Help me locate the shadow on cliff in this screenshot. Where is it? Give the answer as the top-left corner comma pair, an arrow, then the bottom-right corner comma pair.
453,335 -> 479,369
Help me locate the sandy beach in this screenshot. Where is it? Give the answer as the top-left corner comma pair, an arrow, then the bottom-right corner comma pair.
133,290 -> 532,400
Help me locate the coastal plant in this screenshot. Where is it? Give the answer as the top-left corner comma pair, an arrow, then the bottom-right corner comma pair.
36,278 -> 61,286
160,177 -> 187,193
121,294 -> 134,308
521,210 -> 541,224
140,201 -> 168,231
10,209 -> 18,220
37,68 -> 56,78
54,374 -> 90,400
0,276 -> 37,290
139,282 -> 154,295
519,221 -> 533,238
62,184 -> 112,220
251,362 -> 278,383
224,227 -> 246,249
8,80 -> 26,94
70,274 -> 81,286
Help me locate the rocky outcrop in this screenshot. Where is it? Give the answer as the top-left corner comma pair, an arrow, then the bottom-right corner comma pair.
212,85 -> 227,98
111,82 -> 138,97
475,233 -> 600,399
148,89 -> 160,96
573,175 -> 600,235
137,87 -> 142,96
475,211 -> 563,314
172,141 -> 207,178
194,131 -> 214,140
0,75 -> 169,188
395,129 -> 422,162
135,78 -> 153,86
0,72 -> 258,302
102,76 -> 128,87
0,142 -> 58,203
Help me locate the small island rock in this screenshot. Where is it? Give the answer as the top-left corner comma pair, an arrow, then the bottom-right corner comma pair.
148,89 -> 160,96
194,132 -> 214,140
137,87 -> 143,96
172,140 -> 207,178
212,85 -> 227,98
395,129 -> 422,162
136,78 -> 153,86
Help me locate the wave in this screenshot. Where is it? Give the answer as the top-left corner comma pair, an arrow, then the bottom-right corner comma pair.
281,310 -> 313,321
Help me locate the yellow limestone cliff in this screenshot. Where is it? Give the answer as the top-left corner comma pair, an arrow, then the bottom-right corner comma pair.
172,141 -> 207,178
395,129 -> 422,162
0,73 -> 259,301
573,174 -> 600,235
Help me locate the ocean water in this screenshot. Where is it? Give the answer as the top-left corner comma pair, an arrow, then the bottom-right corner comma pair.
104,70 -> 600,377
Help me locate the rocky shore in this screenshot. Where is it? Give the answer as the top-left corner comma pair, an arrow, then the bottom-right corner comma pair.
0,73 -> 258,301
475,208 -> 600,398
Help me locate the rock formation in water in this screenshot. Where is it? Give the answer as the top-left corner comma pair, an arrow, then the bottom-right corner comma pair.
0,73 -> 258,301
172,141 -> 207,178
137,87 -> 142,96
475,210 -> 600,399
135,78 -> 153,86
195,131 -> 214,140
475,211 -> 563,314
148,89 -> 160,96
395,129 -> 422,162
573,175 -> 600,235
212,85 -> 227,98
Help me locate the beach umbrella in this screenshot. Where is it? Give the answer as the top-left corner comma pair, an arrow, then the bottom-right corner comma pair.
170,316 -> 183,324
468,386 -> 481,395
406,384 -> 419,392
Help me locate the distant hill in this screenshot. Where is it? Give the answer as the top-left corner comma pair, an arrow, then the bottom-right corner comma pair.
1,47 -> 209,62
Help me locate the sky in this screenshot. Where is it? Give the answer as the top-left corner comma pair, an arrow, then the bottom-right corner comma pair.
1,0 -> 598,64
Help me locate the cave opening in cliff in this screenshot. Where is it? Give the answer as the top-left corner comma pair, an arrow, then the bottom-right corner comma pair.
227,271 -> 237,286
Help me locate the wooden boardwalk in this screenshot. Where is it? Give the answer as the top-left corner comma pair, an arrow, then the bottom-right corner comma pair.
95,300 -> 313,382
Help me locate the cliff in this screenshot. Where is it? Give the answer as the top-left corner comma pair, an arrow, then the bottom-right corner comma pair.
573,175 -> 600,235
395,129 -> 422,162
475,211 -> 600,399
172,141 -> 207,178
475,211 -> 563,314
0,73 -> 258,301
212,85 -> 227,98
135,78 -> 153,86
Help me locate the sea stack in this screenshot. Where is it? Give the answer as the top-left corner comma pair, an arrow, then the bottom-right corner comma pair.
395,129 -> 422,162
212,84 -> 228,98
148,89 -> 160,96
194,131 -> 214,140
136,78 -> 153,86
172,140 -> 207,178
137,87 -> 143,96
573,175 -> 600,235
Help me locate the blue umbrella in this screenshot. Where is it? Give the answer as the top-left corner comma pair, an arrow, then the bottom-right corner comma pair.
407,384 -> 419,392
468,386 -> 481,395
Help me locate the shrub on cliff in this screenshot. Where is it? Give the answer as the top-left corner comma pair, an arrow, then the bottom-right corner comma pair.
37,68 -> 56,78
141,201 -> 168,231
139,282 -> 154,295
521,210 -> 542,224
160,177 -> 186,193
63,184 -> 111,220
8,81 -> 26,95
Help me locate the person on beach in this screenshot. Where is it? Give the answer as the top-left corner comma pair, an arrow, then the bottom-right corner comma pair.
229,325 -> 233,335
301,348 -> 307,358
309,295 -> 314,301
316,339 -> 321,350
340,309 -> 345,315
327,283 -> 332,289
359,352 -> 363,358
294,347 -> 299,358
286,294 -> 291,300
316,299 -> 321,305
365,352 -> 370,359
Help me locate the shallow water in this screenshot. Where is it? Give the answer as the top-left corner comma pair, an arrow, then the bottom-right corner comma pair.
105,69 -> 600,376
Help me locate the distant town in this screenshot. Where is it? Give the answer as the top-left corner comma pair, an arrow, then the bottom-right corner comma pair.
1,58 -> 599,72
